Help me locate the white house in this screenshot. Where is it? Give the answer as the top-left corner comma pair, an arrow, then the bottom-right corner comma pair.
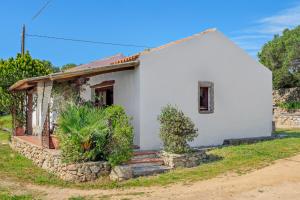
10,28 -> 273,150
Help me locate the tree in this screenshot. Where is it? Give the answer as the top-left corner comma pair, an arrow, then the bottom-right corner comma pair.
0,52 -> 53,126
258,26 -> 300,89
61,63 -> 77,71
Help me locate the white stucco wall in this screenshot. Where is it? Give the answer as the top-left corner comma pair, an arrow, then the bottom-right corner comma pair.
32,93 -> 38,135
138,30 -> 272,150
81,69 -> 140,145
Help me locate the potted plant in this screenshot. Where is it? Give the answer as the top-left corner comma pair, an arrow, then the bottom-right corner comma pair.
49,134 -> 60,149
15,113 -> 25,136
15,126 -> 25,136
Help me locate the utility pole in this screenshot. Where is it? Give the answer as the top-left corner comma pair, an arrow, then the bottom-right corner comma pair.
21,24 -> 25,55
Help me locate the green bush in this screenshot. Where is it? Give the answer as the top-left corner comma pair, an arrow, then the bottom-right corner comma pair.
278,101 -> 300,110
104,106 -> 134,166
57,103 -> 133,166
158,105 -> 198,154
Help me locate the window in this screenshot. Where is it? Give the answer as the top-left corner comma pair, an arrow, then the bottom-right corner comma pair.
198,81 -> 214,113
91,80 -> 115,107
95,86 -> 113,107
199,87 -> 209,111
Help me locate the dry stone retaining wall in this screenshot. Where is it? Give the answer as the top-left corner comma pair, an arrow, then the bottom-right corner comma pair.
273,108 -> 300,129
272,88 -> 300,129
162,150 -> 208,168
10,137 -> 110,182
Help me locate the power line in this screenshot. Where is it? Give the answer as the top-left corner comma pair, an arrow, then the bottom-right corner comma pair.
32,0 -> 52,21
26,33 -> 152,48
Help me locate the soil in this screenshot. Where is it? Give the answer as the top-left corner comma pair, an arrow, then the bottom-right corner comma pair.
1,154 -> 300,200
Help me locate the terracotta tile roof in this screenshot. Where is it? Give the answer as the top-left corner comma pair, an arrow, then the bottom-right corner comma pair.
67,53 -> 126,72
111,54 -> 140,64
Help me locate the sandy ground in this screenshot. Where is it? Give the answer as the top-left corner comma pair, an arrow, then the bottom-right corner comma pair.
2,154 -> 300,200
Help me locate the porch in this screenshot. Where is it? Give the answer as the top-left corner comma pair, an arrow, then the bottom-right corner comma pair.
15,135 -> 41,146
9,56 -> 139,149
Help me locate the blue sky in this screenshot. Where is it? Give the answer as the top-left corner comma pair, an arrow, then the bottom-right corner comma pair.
1,0 -> 300,66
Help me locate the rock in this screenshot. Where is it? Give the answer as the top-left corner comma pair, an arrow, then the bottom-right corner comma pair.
67,164 -> 77,171
110,165 -> 133,181
78,167 -> 85,174
90,165 -> 100,174
63,173 -> 76,181
84,166 -> 91,174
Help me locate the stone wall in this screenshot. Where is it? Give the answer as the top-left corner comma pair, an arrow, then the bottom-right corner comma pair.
273,108 -> 300,129
273,87 -> 300,104
10,137 -> 110,182
162,150 -> 208,168
272,87 -> 300,129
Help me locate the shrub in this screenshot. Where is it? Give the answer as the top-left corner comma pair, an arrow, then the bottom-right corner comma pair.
158,105 -> 198,154
57,103 -> 133,166
103,106 -> 134,166
57,103 -> 109,163
278,101 -> 300,110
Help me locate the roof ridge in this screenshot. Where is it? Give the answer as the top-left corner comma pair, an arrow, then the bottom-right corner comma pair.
79,53 -> 124,66
69,28 -> 217,69
140,28 -> 217,55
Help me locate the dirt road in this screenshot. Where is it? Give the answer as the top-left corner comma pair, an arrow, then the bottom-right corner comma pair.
2,154 -> 300,200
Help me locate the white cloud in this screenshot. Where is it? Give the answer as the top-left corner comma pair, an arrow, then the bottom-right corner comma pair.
258,4 -> 300,30
232,2 -> 300,58
231,35 -> 270,40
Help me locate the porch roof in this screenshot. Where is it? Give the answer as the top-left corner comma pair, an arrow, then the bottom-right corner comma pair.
9,60 -> 139,91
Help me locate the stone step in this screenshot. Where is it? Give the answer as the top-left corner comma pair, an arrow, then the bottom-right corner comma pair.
131,163 -> 171,177
133,150 -> 158,156
128,157 -> 164,165
133,151 -> 160,159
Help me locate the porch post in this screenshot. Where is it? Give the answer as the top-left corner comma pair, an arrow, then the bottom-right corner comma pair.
42,108 -> 50,148
36,80 -> 53,147
26,90 -> 33,135
12,106 -> 16,136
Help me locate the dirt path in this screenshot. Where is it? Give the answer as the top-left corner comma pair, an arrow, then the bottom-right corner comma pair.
2,154 -> 300,200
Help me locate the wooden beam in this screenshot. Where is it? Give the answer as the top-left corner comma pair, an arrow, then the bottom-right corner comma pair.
26,92 -> 33,135
41,109 -> 50,148
91,80 -> 115,88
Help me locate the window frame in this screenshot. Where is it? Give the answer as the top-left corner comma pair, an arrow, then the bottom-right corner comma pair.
198,81 -> 214,114
94,85 -> 114,107
91,80 -> 115,107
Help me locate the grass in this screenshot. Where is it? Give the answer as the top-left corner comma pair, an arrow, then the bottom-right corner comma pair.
1,113 -> 300,190
0,115 -> 12,142
0,130 -> 69,187
275,128 -> 300,137
0,130 -> 10,142
0,186 -> 34,200
0,193 -> 33,200
0,115 -> 12,130
68,197 -> 87,200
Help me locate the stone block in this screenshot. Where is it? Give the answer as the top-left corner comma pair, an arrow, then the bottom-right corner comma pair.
162,150 -> 207,168
109,165 -> 133,181
90,165 -> 100,174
